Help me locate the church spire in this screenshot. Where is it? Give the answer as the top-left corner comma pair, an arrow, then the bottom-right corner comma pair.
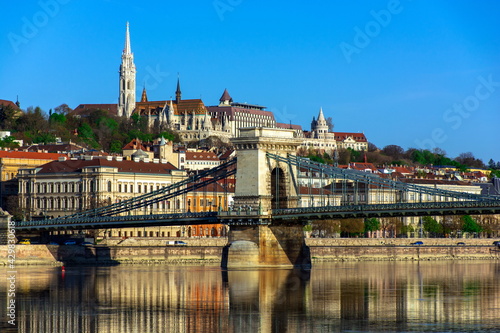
175,75 -> 182,103
124,21 -> 131,54
118,22 -> 136,118
140,85 -> 148,102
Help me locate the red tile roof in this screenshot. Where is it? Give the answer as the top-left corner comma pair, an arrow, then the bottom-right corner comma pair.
348,162 -> 377,172
0,150 -> 66,160
334,132 -> 367,142
73,104 -> 118,115
0,99 -> 20,110
276,122 -> 303,130
122,138 -> 151,151
186,152 -> 219,160
20,143 -> 83,153
37,158 -> 178,174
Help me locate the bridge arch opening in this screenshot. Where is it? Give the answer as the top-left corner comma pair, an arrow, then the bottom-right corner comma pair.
271,167 -> 287,209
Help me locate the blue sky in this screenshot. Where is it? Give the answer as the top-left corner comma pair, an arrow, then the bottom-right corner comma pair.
1,0 -> 499,163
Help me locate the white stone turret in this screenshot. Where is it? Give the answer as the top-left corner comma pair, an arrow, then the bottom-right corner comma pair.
312,107 -> 329,138
118,22 -> 136,118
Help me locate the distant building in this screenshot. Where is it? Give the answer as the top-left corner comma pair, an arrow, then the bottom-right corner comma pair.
0,150 -> 67,211
184,151 -> 221,171
301,108 -> 368,154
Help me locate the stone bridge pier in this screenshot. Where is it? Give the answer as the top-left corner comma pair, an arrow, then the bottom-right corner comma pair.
221,128 -> 311,268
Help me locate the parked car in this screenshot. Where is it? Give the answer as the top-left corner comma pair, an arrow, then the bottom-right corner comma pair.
457,242 -> 466,246
411,241 -> 424,245
48,241 -> 59,245
166,240 -> 187,246
64,240 -> 76,245
18,239 -> 31,245
493,241 -> 500,246
80,242 -> 93,246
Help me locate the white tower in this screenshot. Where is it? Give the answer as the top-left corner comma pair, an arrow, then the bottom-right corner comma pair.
313,107 -> 329,138
118,22 -> 136,118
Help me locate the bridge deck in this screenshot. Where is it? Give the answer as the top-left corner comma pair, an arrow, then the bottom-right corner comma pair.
16,212 -> 219,231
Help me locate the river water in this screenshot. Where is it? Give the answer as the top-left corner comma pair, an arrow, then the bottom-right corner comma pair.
2,261 -> 499,332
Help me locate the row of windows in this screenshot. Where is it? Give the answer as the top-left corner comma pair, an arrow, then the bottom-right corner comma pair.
32,197 -> 82,210
34,182 -> 82,194
186,161 -> 219,165
116,183 -> 168,193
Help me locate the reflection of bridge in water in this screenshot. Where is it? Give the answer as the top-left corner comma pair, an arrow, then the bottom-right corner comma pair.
8,262 -> 500,332
15,128 -> 500,268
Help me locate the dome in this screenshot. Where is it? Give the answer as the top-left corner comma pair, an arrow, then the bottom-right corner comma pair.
131,149 -> 149,158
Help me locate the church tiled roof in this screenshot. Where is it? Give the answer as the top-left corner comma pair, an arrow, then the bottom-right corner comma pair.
73,104 -> 118,115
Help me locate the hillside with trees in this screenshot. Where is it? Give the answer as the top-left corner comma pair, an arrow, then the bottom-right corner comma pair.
1,103 -> 499,177
0,103 -> 178,152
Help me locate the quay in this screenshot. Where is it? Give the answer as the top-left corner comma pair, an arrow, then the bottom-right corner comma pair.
2,238 -> 499,266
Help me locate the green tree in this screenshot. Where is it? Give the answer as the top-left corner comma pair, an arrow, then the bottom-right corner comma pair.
364,218 -> 380,235
0,104 -> 19,130
109,140 -> 123,154
341,218 -> 364,237
423,216 -> 443,237
461,215 -> 482,234
49,112 -> 66,124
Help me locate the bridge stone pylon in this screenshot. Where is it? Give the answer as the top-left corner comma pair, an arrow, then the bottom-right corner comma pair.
222,128 -> 310,269
231,127 -> 303,214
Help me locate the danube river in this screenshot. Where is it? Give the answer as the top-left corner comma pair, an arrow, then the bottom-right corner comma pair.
1,261 -> 499,332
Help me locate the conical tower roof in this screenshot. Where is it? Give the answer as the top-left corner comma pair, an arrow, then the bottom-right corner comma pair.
317,107 -> 326,122
219,89 -> 233,103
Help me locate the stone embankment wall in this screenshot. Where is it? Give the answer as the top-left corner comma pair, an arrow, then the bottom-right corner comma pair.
307,238 -> 500,261
1,238 -> 499,266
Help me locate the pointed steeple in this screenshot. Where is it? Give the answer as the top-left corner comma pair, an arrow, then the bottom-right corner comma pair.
317,107 -> 326,122
219,88 -> 233,106
140,85 -> 148,102
124,21 -> 131,54
175,75 -> 182,103
118,22 -> 136,118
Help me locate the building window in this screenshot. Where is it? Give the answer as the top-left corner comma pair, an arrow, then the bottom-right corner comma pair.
108,181 -> 112,192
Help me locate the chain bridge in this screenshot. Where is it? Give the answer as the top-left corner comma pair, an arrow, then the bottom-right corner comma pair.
13,128 -> 500,268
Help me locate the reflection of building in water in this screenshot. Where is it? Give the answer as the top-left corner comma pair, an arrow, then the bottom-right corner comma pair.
8,262 -> 500,332
309,262 -> 500,330
13,266 -> 230,333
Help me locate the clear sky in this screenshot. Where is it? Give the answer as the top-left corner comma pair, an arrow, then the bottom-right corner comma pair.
1,0 -> 499,163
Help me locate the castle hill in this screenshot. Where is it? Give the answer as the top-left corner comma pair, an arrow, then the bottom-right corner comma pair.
1,22 -> 500,268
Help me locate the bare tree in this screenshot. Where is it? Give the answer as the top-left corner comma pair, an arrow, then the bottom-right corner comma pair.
382,145 -> 405,161
326,117 -> 334,132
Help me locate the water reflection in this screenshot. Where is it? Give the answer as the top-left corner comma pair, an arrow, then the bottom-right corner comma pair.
1,262 -> 499,332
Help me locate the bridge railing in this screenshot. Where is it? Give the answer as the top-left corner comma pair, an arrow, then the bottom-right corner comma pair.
267,153 -> 497,202
273,200 -> 500,216
52,158 -> 236,220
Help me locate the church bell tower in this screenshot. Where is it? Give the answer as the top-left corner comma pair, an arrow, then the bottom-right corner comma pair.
118,22 -> 136,118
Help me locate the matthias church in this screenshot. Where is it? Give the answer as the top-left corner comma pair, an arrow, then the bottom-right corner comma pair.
76,23 -> 368,152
